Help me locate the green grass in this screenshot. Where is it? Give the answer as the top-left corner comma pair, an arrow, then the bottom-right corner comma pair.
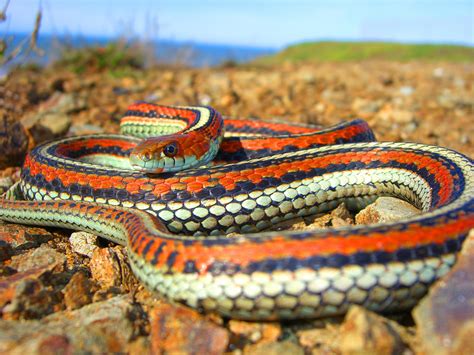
256,41 -> 474,64
52,40 -> 149,75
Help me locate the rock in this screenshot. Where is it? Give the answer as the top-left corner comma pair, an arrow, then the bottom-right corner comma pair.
150,302 -> 229,355
244,340 -> 304,355
20,92 -> 86,144
351,98 -> 382,115
376,106 -> 415,124
0,224 -> 55,251
297,326 -> 338,352
0,115 -> 29,169
413,230 -> 474,355
10,244 -> 66,273
338,306 -> 408,355
0,240 -> 12,262
433,67 -> 445,78
228,320 -> 281,344
0,295 -> 145,353
69,232 -> 98,258
89,247 -> 136,291
68,123 -> 105,136
399,86 -> 415,96
0,265 -> 54,310
355,197 -> 421,225
63,271 -> 95,310
1,275 -> 63,319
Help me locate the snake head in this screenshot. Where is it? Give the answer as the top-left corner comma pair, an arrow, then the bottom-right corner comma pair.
130,137 -> 188,173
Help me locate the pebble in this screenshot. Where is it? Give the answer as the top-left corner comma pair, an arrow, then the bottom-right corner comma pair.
355,197 -> 421,224
399,85 -> 415,96
0,224 -> 55,251
338,306 -> 407,354
413,230 -> 474,355
63,271 -> 95,310
0,116 -> 29,169
244,339 -> 304,355
20,92 -> 86,144
228,320 -> 281,344
150,302 -> 229,355
89,247 -> 136,291
69,231 -> 98,258
0,295 -> 145,353
10,244 -> 66,273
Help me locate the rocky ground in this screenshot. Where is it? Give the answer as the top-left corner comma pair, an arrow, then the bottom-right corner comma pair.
0,61 -> 473,354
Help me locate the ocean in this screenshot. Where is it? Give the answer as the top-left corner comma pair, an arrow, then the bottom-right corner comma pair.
1,33 -> 276,71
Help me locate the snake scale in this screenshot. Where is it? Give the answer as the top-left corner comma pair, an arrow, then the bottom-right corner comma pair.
1,103 -> 473,320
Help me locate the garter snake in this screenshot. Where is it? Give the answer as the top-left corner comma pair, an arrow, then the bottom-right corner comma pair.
0,103 -> 473,320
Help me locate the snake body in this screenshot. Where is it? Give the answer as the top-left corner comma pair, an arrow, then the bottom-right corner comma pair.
1,104 -> 473,320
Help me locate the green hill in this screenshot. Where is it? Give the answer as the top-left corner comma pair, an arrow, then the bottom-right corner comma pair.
256,41 -> 474,64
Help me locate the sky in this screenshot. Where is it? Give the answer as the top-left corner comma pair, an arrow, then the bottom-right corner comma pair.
2,0 -> 473,48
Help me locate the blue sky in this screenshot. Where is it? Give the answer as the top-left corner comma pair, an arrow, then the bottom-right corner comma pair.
3,0 -> 473,48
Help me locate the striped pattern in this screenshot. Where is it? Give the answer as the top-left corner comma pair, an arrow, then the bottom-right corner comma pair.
0,103 -> 473,320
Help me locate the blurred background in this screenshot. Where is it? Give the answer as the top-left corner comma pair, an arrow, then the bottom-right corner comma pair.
1,0 -> 473,69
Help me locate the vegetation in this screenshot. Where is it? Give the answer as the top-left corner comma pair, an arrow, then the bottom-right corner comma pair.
256,41 -> 474,64
52,40 -> 150,74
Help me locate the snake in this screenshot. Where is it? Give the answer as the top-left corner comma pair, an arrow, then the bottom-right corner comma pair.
0,102 -> 473,320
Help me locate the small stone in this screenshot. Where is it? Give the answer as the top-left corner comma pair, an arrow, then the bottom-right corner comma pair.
338,306 -> 407,355
0,224 -> 55,251
351,98 -> 382,115
10,244 -> 66,273
355,197 -> 420,225
89,247 -> 136,291
244,340 -> 304,355
63,271 -> 95,310
69,232 -> 98,258
229,320 -> 281,344
297,327 -> 338,351
20,92 -> 86,144
2,275 -> 63,319
0,265 -> 54,309
399,86 -> 415,96
413,230 -> 474,355
89,247 -> 122,289
150,302 -> 229,355
0,115 -> 29,169
0,295 -> 145,353
0,240 -> 12,262
433,67 -> 444,78
330,203 -> 354,226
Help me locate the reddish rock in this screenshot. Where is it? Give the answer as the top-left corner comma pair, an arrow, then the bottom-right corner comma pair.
63,271 -> 95,310
0,265 -> 52,309
0,115 -> 29,169
338,306 -> 407,355
10,244 -> 66,273
413,231 -> 474,355
0,224 -> 55,251
1,274 -> 63,319
297,326 -> 339,352
0,295 -> 145,353
244,340 -> 304,355
229,319 -> 281,343
89,247 -> 135,291
150,302 -> 229,355
0,240 -> 12,262
355,197 -> 421,225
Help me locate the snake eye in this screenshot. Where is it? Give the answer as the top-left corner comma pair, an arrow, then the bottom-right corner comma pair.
163,142 -> 179,157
